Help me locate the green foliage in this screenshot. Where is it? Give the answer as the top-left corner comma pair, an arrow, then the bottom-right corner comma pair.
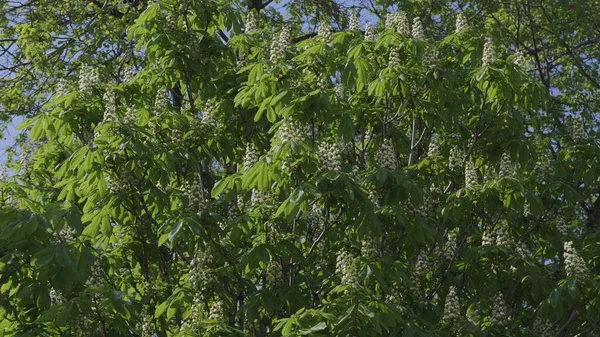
1,0 -> 600,337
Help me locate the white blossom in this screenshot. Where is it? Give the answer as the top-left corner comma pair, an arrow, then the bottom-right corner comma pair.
140,311 -> 155,337
208,299 -> 223,320
267,259 -> 284,286
491,293 -> 509,329
427,134 -> 440,157
270,24 -> 291,62
411,17 -> 424,39
482,39 -> 494,66
202,101 -> 216,124
78,65 -> 100,96
444,229 -> 458,260
482,227 -> 495,246
364,22 -> 376,41
361,237 -> 379,260
465,160 -> 478,188
245,10 -> 259,33
318,141 -> 343,171
442,287 -> 460,322
180,296 -> 203,332
55,79 -> 69,97
123,66 -> 135,83
397,12 -> 410,37
570,116 -> 587,142
448,147 -> 463,172
336,250 -> 359,284
154,87 -> 169,113
49,288 -> 66,306
189,247 -> 213,296
388,46 -> 401,69
317,22 -> 332,42
513,51 -> 527,69
243,144 -> 258,172
455,12 -> 468,34
556,217 -> 568,236
348,11 -> 360,32
386,285 -> 403,307
274,119 -> 311,144
498,152 -> 514,177
102,88 -> 117,122
183,179 -> 205,213
124,106 -> 137,124
385,13 -> 399,30
532,318 -> 553,337
377,139 -> 397,170
563,241 -> 587,276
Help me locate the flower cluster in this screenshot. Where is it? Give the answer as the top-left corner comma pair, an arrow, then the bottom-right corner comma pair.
442,287 -> 460,322
498,152 -> 514,177
86,260 -> 104,286
270,24 -> 291,62
386,285 -> 403,307
564,241 -> 587,276
78,65 -> 100,96
427,134 -> 440,157
183,179 -> 205,213
388,46 -> 401,69
49,288 -> 66,306
410,250 -> 429,297
19,146 -> 32,172
364,22 -> 376,41
336,250 -> 359,284
190,248 -> 213,294
361,237 -> 379,260
482,40 -> 494,66
397,12 -> 410,36
494,225 -> 511,246
317,141 -> 343,171
491,293 -> 509,329
140,311 -> 155,337
180,296 -> 203,333
123,66 -> 135,83
202,101 -> 217,125
513,51 -> 527,69
267,259 -> 284,286
414,250 -> 429,277
411,17 -> 424,39
274,119 -> 311,144
570,116 -> 587,142
208,299 -> 224,321
556,217 -> 568,236
481,227 -> 495,246
245,10 -> 258,34
102,88 -> 117,122
250,190 -> 273,208
56,79 -> 69,97
444,229 -> 459,260
385,12 -> 399,30
455,13 -> 468,33
465,160 -> 478,188
316,73 -> 330,89
317,22 -> 332,42
50,225 -> 77,244
124,106 -> 137,125
243,144 -> 258,172
448,147 -> 463,172
377,139 -> 398,170
532,318 -> 553,337
348,11 -> 360,31
154,87 -> 169,113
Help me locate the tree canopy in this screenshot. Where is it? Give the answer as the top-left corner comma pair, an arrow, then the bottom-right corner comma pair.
1,0 -> 599,336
